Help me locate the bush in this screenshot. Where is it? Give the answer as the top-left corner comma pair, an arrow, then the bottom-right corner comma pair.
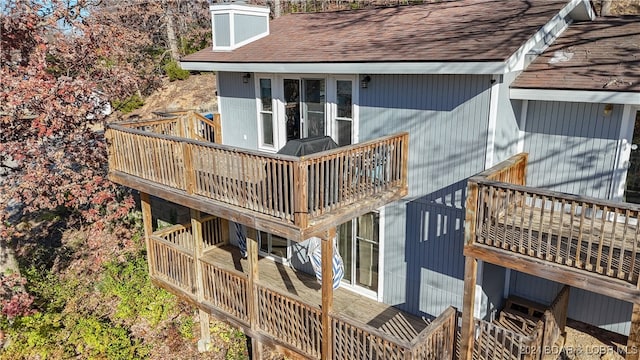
111,94 -> 144,113
163,60 -> 190,81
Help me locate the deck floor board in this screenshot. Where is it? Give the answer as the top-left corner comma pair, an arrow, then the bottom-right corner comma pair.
201,244 -> 430,343
478,203 -> 640,285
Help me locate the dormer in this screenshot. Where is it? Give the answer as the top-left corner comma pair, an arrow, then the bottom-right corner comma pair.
210,1 -> 270,51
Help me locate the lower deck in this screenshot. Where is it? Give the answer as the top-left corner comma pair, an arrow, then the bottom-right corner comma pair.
200,244 -> 430,342
147,216 -> 457,359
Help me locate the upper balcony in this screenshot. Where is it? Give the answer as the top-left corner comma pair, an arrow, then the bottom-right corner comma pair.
105,113 -> 408,241
464,153 -> 640,303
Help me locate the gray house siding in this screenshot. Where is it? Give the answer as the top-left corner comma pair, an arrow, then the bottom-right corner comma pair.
493,71 -> 523,164
511,100 -> 629,335
213,14 -> 231,47
217,72 -> 258,149
510,271 -> 632,335
522,101 -> 623,198
358,74 -> 492,318
234,14 -> 268,44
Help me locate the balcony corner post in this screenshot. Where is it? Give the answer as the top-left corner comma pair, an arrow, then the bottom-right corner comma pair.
321,228 -> 336,359
460,256 -> 478,360
140,192 -> 155,276
401,133 -> 409,191
246,227 -> 263,359
294,160 -> 309,228
464,180 -> 479,247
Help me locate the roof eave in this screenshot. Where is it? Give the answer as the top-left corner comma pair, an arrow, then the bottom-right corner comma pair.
504,0 -> 593,73
510,87 -> 640,105
179,61 -> 509,75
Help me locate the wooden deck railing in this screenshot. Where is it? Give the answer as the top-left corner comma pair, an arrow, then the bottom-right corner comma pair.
106,123 -> 408,228
256,285 -> 323,358
118,111 -> 221,143
148,223 -> 456,359
332,306 -> 457,360
466,153 -> 640,288
473,316 -> 546,360
201,262 -> 249,324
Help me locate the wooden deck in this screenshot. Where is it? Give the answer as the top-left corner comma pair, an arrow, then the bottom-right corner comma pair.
460,153 -> 640,360
464,153 -> 640,303
201,244 -> 430,342
147,219 -> 458,359
106,116 -> 409,241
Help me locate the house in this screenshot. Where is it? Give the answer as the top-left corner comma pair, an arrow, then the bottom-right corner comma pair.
105,0 -> 640,358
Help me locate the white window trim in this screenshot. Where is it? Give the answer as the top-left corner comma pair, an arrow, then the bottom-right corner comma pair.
257,231 -> 291,265
255,73 -> 360,151
338,208 -> 384,301
611,105 -> 640,201
329,75 -> 358,145
255,74 -> 278,152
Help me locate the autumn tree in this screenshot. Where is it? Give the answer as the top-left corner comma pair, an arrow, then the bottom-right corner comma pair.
0,0 -> 161,270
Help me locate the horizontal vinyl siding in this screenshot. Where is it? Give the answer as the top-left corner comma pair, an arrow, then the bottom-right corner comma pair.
359,74 -> 492,317
522,101 -> 623,198
510,271 -> 632,335
218,72 -> 258,149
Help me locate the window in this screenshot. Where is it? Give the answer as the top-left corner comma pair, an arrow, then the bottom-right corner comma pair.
337,211 -> 379,293
259,231 -> 289,261
256,74 -> 357,150
335,80 -> 353,146
258,78 -> 275,148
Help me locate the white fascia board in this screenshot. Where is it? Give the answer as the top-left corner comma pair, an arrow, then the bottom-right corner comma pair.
179,61 -> 507,74
210,4 -> 270,16
510,88 -> 640,105
504,0 -> 588,72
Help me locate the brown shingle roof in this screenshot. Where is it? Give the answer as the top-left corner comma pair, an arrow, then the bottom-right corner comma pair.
512,17 -> 640,92
182,0 -> 569,64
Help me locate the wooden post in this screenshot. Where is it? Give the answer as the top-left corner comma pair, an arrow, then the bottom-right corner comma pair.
460,256 -> 478,360
321,228 -> 336,359
627,303 -> 640,360
191,209 -> 204,300
191,209 -> 211,352
140,192 -> 155,276
401,133 -> 409,190
220,218 -> 230,246
294,161 -> 309,228
246,227 -> 262,359
213,113 -> 222,144
183,143 -> 195,194
197,309 -> 211,352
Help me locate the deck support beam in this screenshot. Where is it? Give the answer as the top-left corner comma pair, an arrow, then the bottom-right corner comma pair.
247,227 -> 262,360
191,209 -> 211,352
140,193 -> 155,276
460,256 -> 478,360
321,229 -> 336,359
627,303 -> 640,360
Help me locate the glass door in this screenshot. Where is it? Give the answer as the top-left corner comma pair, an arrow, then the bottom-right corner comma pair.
259,231 -> 289,262
302,79 -> 326,138
284,78 -> 300,141
625,111 -> 640,204
337,212 -> 380,294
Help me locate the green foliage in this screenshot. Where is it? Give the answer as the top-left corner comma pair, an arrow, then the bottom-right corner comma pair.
163,60 -> 190,81
112,94 -> 144,113
177,316 -> 195,339
1,250 -> 177,359
180,35 -> 210,56
210,321 -> 249,360
100,254 -> 174,326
